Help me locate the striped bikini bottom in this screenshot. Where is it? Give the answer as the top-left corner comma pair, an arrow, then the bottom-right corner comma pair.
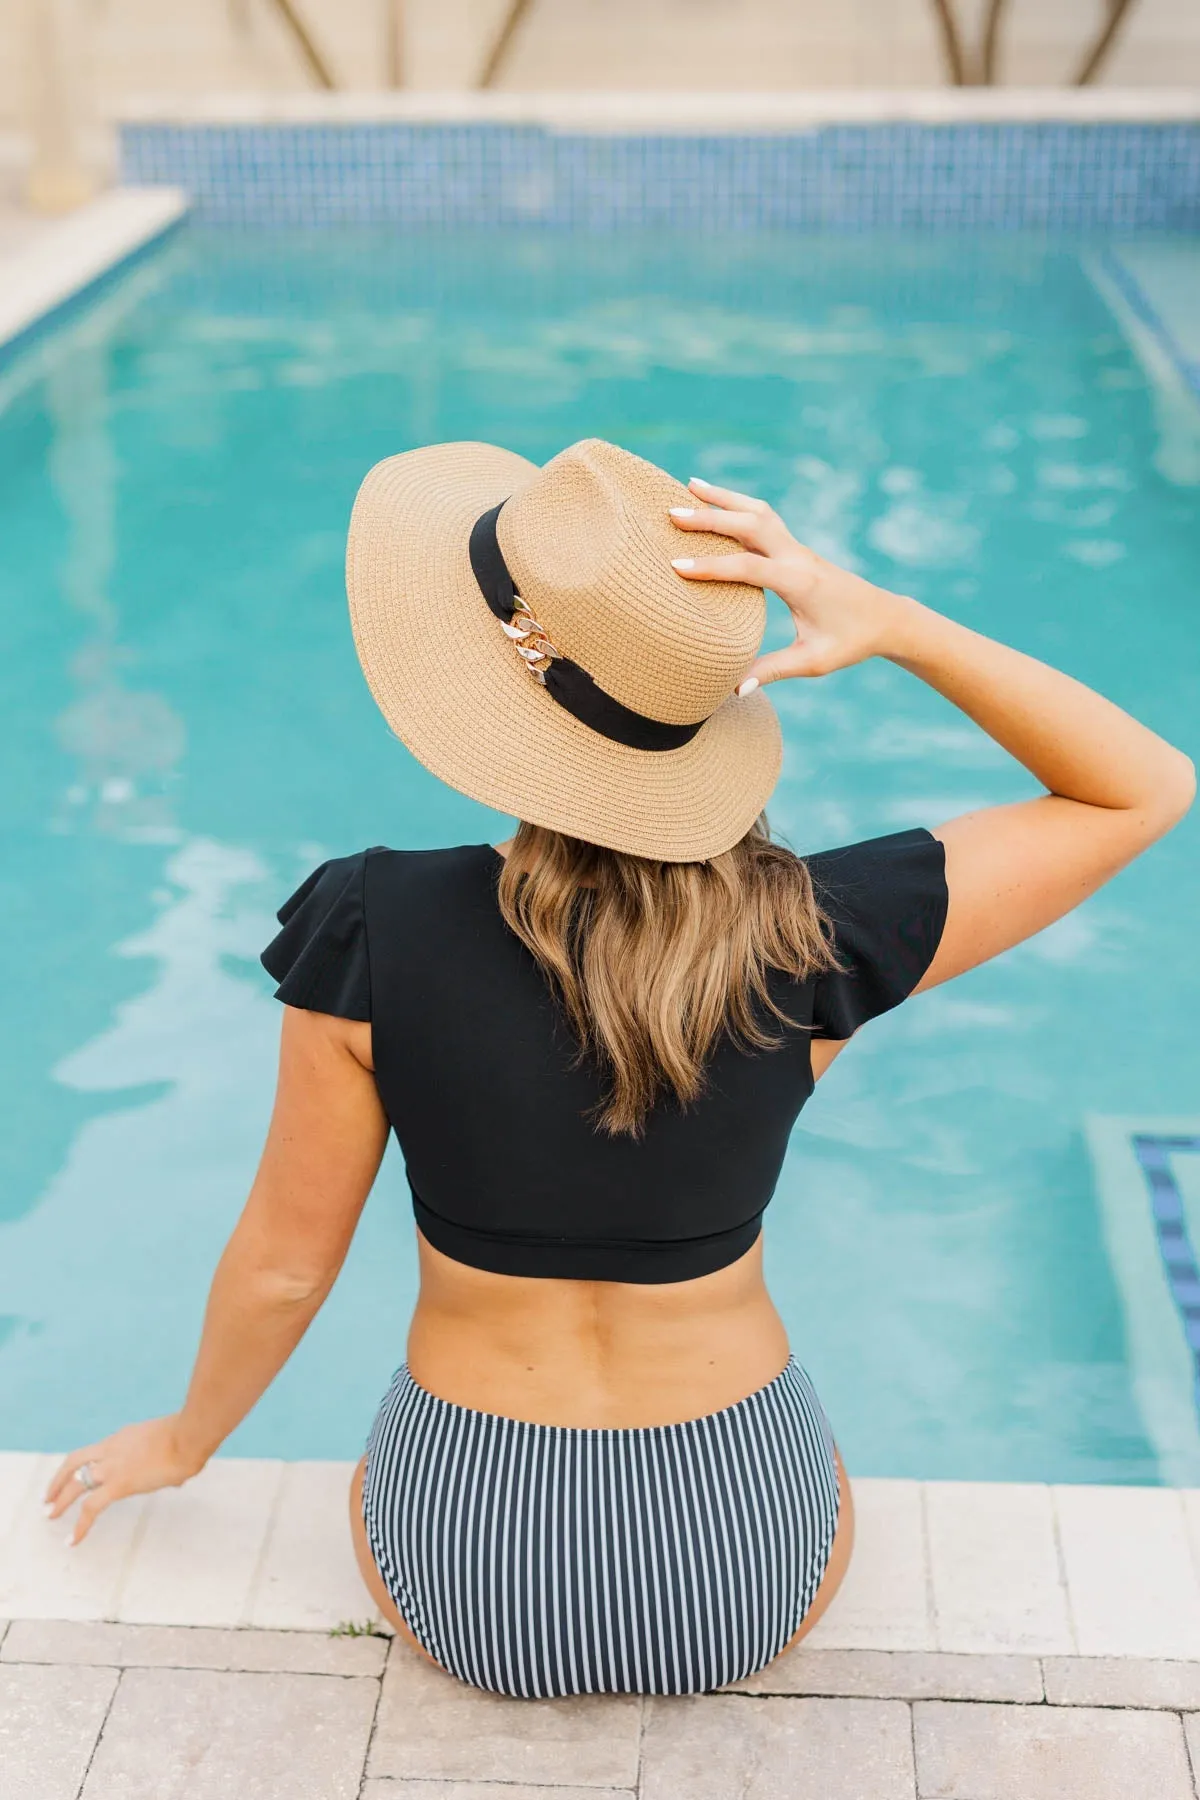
361,1358 -> 840,1697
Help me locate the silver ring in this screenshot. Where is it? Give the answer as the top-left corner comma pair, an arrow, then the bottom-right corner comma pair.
74,1462 -> 98,1492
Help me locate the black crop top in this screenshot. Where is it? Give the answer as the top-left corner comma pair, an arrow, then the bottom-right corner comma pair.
261,831 -> 947,1284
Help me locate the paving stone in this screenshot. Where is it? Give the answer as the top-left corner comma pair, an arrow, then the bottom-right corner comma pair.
78,1666 -> 378,1799
360,1786 -> 634,1798
1045,1655 -> 1200,1709
925,1481 -> 1073,1654
0,1663 -> 117,1800
913,1700 -> 1194,1800
1054,1485 -> 1200,1658
367,1642 -> 640,1787
0,1452 -> 149,1621
246,1460 -> 376,1631
641,1694 -> 915,1799
730,1645 -> 1042,1701
1,1617 -> 388,1675
114,1458 -> 283,1627
804,1478 -> 934,1651
1182,1714 -> 1200,1776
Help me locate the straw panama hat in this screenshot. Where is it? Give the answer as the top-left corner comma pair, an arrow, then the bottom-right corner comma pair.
346,437 -> 782,862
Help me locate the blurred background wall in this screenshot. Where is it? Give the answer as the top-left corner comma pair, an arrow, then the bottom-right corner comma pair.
2,0 -> 1199,124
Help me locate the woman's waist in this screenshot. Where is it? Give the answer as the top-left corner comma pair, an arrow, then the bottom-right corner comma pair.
406,1236 -> 790,1428
409,1192 -> 767,1285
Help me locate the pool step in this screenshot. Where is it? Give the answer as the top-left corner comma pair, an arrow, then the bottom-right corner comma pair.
1086,1115 -> 1200,1487
1085,246 -> 1200,488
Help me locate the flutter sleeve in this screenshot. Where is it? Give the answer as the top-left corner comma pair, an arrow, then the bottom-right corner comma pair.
260,850 -> 373,1020
806,828 -> 948,1041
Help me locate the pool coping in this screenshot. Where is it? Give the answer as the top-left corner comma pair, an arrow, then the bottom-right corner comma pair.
0,186 -> 188,360
5,1455 -> 1200,1669
114,86 -> 1200,130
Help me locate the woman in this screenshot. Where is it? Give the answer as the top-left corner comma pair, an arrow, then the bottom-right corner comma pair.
48,438 -> 1192,1698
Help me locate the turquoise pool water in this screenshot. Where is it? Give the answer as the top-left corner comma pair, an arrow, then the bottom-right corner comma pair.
1,227 -> 1197,1481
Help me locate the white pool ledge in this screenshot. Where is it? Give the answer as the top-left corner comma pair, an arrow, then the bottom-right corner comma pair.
0,186 -> 188,355
2,1454 -> 1199,1661
115,87 -> 1200,129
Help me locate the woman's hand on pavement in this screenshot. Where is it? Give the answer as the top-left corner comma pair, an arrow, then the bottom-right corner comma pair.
44,1417 -> 205,1546
668,475 -> 914,689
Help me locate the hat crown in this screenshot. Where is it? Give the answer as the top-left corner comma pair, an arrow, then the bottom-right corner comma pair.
497,440 -> 764,726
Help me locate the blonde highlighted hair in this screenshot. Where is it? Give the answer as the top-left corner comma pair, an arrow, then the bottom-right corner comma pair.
497,818 -> 837,1136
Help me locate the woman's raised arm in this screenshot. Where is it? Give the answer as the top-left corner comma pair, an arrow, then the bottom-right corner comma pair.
669,476 -> 1194,989
884,603 -> 1193,990
46,1007 -> 387,1542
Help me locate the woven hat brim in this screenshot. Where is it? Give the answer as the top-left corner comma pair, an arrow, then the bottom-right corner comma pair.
346,442 -> 782,863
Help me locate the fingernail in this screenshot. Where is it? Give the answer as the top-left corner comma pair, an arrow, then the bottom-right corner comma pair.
689,476 -> 711,488
64,1532 -> 76,1548
668,507 -> 695,518
43,1502 -> 54,1517
737,677 -> 761,697
672,558 -> 695,571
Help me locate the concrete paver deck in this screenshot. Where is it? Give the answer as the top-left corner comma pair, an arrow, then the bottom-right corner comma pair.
0,1662 -> 117,1800
913,1700 -> 1195,1800
641,1693 -> 917,1799
368,1653 -> 641,1787
79,1666 -> 380,1800
360,1788 -> 636,1798
6,1457 -> 1200,1797
5,1625 -> 1200,1798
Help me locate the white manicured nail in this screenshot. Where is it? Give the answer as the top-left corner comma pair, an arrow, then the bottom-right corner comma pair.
737,677 -> 760,697
64,1532 -> 76,1548
689,476 -> 711,488
43,1503 -> 53,1517
669,507 -> 696,518
672,558 -> 695,571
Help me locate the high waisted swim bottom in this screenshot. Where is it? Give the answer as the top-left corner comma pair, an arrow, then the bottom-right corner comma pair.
361,1358 -> 839,1697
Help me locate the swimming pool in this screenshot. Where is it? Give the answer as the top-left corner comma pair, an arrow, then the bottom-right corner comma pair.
1,224 -> 1197,1481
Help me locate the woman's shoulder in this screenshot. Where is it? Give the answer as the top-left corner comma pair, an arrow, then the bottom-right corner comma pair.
281,840 -> 494,892
364,841 -> 499,875
800,826 -> 944,905
798,827 -> 949,1040
260,843 -> 495,1018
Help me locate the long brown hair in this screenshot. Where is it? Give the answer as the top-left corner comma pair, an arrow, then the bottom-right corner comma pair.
497,818 -> 837,1136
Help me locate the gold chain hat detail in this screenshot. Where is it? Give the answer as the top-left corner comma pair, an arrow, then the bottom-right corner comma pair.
500,608 -> 561,685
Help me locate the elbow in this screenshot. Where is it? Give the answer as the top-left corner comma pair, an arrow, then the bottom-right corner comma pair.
1122,752 -> 1194,849
251,1264 -> 334,1310
1159,751 -> 1197,828
1136,750 -> 1197,840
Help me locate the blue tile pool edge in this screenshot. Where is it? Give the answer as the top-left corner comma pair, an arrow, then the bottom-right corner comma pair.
118,121 -> 1200,232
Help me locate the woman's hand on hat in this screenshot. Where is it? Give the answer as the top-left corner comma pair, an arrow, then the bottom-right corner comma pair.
669,477 -> 912,691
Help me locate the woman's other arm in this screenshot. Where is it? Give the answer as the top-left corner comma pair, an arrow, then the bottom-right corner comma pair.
669,477 -> 1195,989
46,1007 -> 386,1542
883,601 -> 1193,989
